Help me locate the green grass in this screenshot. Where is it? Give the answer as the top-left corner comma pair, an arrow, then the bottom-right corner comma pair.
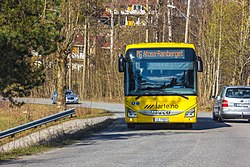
0,145 -> 50,161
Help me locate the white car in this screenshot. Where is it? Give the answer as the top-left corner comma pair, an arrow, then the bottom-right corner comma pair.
52,90 -> 79,104
212,86 -> 250,122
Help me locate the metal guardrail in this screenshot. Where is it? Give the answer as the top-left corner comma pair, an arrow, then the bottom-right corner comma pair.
0,108 -> 75,139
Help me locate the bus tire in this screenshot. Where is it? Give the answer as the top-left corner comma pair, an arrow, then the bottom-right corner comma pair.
127,123 -> 135,129
184,123 -> 193,129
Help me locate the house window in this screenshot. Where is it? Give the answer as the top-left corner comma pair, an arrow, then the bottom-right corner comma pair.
136,5 -> 141,11
120,17 -> 126,26
133,5 -> 142,11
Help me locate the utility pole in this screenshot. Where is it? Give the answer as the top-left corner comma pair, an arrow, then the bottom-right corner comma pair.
185,0 -> 191,43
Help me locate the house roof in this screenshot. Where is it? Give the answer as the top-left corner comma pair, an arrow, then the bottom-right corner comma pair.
128,0 -> 147,5
103,0 -> 156,6
73,32 -> 110,49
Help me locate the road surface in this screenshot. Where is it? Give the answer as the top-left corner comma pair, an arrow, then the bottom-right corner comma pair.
1,99 -> 250,167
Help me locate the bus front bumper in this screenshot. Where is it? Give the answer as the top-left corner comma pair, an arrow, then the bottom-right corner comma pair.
125,112 -> 197,124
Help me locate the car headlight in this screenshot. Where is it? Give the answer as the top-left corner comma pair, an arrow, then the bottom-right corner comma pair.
185,108 -> 195,117
127,108 -> 137,118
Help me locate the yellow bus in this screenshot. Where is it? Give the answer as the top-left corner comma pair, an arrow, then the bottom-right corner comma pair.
118,42 -> 203,129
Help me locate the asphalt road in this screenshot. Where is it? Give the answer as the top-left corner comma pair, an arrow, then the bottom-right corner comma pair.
1,99 -> 250,167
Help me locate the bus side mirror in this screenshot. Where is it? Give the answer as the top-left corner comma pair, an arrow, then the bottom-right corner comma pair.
118,54 -> 125,72
197,56 -> 203,72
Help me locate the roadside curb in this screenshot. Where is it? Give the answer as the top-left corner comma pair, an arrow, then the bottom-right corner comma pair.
0,115 -> 116,153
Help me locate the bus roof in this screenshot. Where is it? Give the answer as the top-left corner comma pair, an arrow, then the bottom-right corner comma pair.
126,42 -> 196,51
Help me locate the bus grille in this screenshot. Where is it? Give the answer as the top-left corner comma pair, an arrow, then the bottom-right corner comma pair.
138,110 -> 183,116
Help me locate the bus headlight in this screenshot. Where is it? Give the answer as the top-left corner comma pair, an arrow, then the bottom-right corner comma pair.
127,109 -> 137,118
185,108 -> 195,117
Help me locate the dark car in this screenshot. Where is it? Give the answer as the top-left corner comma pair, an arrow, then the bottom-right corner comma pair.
212,86 -> 250,122
52,90 -> 79,104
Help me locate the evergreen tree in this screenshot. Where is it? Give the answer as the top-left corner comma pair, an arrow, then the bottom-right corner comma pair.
0,0 -> 62,103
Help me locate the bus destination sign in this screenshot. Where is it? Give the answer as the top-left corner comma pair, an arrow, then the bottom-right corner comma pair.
136,49 -> 185,59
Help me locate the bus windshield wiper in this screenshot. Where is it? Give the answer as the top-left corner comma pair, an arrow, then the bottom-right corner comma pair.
172,93 -> 189,100
158,83 -> 189,100
135,93 -> 188,100
135,92 -> 150,100
134,86 -> 163,99
135,94 -> 143,100
135,91 -> 189,100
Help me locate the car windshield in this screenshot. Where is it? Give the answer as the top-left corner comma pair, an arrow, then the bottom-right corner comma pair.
226,88 -> 250,98
65,90 -> 74,95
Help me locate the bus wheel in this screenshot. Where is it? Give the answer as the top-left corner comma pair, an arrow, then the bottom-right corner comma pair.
184,123 -> 193,129
127,123 -> 135,129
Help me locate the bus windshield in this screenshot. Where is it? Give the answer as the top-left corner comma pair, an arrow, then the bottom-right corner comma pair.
125,48 -> 197,96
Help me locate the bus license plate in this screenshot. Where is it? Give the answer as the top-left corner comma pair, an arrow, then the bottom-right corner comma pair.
153,118 -> 169,122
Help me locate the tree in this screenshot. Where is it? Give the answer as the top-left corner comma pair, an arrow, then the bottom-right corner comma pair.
10,0 -> 247,111
53,0 -> 82,110
0,0 -> 60,104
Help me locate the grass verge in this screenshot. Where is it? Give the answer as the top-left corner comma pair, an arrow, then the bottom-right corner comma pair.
0,119 -> 114,161
0,101 -> 114,161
